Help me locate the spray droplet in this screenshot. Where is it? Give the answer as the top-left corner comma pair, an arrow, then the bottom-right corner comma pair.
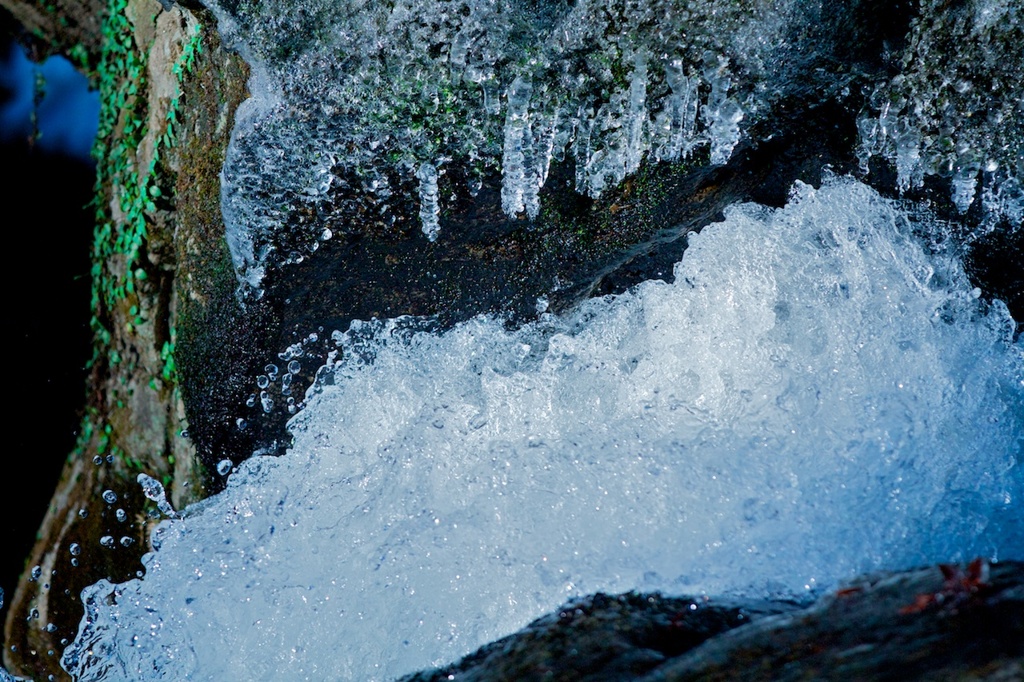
217,459 -> 233,476
102,490 -> 117,504
138,474 -> 178,518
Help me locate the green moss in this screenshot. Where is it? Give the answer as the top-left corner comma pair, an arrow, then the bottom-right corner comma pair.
77,0 -> 201,459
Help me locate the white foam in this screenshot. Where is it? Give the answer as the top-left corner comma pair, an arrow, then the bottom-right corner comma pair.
63,177 -> 1023,681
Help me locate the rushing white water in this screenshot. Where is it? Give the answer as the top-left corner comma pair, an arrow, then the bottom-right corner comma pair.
63,177 -> 1023,681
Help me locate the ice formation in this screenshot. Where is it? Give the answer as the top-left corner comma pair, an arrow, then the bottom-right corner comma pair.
63,178 -> 1023,681
204,0 -> 1022,294
856,0 -> 1023,227
202,0 -> 822,291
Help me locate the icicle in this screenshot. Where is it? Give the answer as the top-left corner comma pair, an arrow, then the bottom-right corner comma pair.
623,54 -> 648,175
657,58 -> 699,162
702,54 -> 743,166
523,108 -> 557,219
416,162 -> 441,241
501,77 -> 533,217
951,165 -> 979,214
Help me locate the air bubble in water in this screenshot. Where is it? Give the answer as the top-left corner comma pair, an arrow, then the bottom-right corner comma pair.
287,360 -> 301,374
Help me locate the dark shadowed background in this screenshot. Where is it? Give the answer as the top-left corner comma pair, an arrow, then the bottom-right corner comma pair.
0,9 -> 97,648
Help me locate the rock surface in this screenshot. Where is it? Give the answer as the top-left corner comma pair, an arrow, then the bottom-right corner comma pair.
402,560 -> 1024,681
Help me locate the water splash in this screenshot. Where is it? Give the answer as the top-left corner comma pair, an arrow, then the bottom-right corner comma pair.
63,177 -> 1023,681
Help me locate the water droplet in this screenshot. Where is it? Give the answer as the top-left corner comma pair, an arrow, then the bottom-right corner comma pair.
288,360 -> 301,374
138,474 -> 178,518
116,509 -> 127,523
30,566 -> 42,581
120,537 -> 135,547
102,490 -> 117,504
257,375 -> 270,389
92,455 -> 103,465
70,558 -> 78,567
236,417 -> 247,431
217,459 -> 233,476
46,623 -> 57,633
69,543 -> 81,556
78,508 -> 88,519
100,536 -> 115,548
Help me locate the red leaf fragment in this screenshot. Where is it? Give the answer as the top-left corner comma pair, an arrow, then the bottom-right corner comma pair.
898,558 -> 990,615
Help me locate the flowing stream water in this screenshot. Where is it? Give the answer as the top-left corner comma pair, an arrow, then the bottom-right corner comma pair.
61,176 -> 1023,680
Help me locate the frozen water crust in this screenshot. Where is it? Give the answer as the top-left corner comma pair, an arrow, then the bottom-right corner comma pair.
203,0 -> 808,289
205,0 -> 1022,294
63,178 -> 1023,681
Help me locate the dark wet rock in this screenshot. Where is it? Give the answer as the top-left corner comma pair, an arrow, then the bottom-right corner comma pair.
402,560 -> 1024,681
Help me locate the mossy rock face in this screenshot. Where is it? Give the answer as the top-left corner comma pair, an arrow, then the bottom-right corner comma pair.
2,4 -> 243,678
